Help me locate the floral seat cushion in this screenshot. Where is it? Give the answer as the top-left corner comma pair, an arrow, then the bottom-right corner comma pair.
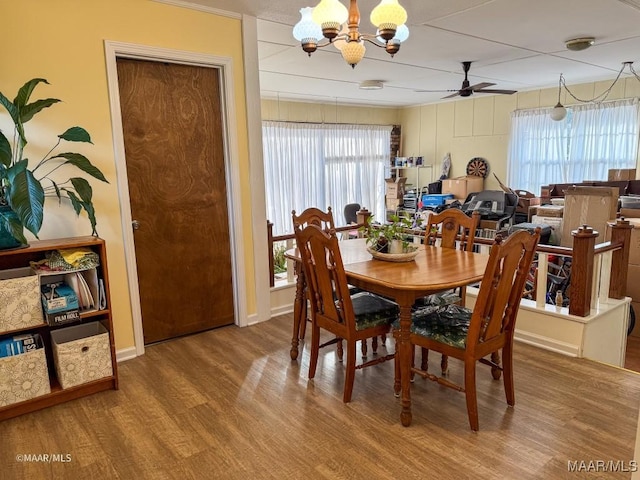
393,304 -> 472,349
349,292 -> 399,330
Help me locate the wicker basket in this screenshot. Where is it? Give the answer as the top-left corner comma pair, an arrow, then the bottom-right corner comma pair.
367,246 -> 420,262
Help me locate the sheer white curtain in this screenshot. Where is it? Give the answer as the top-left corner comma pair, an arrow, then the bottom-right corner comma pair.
508,99 -> 640,193
567,99 -> 639,181
263,121 -> 391,235
508,108 -> 568,193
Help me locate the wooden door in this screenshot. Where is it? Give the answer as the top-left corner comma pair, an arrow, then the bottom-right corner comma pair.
116,58 -> 234,344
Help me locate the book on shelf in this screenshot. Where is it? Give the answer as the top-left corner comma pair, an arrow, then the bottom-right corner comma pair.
0,333 -> 44,358
40,281 -> 80,326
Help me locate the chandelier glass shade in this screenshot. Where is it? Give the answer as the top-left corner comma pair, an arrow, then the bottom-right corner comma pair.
293,0 -> 409,68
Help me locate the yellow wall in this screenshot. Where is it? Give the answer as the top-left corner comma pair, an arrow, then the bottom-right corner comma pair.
1,0 -> 252,351
261,99 -> 401,125
400,78 -> 640,193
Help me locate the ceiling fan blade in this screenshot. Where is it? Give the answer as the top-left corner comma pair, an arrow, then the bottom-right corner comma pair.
414,89 -> 459,93
467,82 -> 496,91
474,88 -> 518,95
442,91 -> 461,99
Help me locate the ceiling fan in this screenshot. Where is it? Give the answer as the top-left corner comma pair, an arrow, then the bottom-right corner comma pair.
416,61 -> 517,98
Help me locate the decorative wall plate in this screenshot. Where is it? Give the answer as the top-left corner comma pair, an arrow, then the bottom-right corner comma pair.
466,157 -> 489,178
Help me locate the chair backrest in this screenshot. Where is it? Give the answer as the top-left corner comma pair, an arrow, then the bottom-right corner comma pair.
466,229 -> 540,350
292,207 -> 335,232
293,223 -> 355,333
425,209 -> 480,252
343,203 -> 361,225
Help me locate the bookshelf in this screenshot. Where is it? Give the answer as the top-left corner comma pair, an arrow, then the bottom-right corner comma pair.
390,165 -> 434,195
0,236 -> 117,421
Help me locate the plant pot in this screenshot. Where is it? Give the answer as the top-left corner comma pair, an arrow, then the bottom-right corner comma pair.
389,239 -> 404,254
0,206 -> 27,250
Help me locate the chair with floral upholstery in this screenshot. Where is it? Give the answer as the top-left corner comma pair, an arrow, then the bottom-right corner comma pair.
416,209 -> 480,375
294,223 -> 398,402
403,228 -> 540,430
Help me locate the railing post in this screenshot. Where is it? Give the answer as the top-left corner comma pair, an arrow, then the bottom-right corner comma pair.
608,217 -> 632,299
267,220 -> 274,287
356,208 -> 371,238
570,225 -> 598,316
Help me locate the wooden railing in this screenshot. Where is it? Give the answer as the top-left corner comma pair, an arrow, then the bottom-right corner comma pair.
267,216 -> 632,317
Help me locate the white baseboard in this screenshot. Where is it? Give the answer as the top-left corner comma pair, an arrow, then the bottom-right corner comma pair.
514,330 -> 580,357
270,304 -> 294,318
116,346 -> 138,362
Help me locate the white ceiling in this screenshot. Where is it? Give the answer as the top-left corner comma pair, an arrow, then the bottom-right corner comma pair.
169,0 -> 640,106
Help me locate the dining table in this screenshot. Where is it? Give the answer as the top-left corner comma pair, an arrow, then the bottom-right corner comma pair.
285,237 -> 489,427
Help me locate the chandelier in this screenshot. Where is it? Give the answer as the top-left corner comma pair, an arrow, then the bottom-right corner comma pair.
550,61 -> 640,121
292,0 -> 409,68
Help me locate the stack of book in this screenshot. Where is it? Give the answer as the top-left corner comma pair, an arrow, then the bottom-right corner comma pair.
0,333 -> 44,358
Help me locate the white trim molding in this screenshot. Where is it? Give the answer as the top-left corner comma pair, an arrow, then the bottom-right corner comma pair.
104,40 -> 248,356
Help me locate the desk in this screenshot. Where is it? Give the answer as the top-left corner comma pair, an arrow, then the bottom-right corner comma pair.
285,238 -> 488,426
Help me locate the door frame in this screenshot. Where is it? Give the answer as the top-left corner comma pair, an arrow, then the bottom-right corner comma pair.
104,40 -> 247,357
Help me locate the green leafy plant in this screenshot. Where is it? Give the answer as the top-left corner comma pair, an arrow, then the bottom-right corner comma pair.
0,78 -> 108,245
360,213 -> 414,253
273,242 -> 287,274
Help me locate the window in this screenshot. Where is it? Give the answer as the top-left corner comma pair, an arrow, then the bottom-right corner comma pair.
262,121 -> 391,235
508,99 -> 639,193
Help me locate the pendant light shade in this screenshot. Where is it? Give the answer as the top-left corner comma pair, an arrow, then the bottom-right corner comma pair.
293,0 -> 410,68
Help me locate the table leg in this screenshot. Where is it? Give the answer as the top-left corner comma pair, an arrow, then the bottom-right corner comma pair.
397,301 -> 413,427
290,266 -> 306,361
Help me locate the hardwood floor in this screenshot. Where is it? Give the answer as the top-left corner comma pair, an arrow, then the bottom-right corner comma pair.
2,313 -> 640,479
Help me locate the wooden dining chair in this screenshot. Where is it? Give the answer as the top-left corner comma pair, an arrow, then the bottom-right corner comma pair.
403,228 -> 540,430
417,209 -> 481,375
294,223 -> 398,403
292,207 -> 383,360
292,207 -> 336,346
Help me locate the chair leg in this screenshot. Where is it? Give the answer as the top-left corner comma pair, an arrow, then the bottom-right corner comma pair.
372,336 -> 378,354
502,345 -> 515,406
337,339 -> 344,362
464,358 -> 479,431
343,341 -> 357,403
361,338 -> 368,358
381,334 -> 387,345
309,323 -> 321,379
440,354 -> 449,375
410,345 -> 416,382
491,351 -> 502,380
420,347 -> 429,371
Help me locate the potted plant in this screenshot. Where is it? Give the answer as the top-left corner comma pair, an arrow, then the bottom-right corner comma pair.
0,78 -> 108,248
361,213 -> 415,253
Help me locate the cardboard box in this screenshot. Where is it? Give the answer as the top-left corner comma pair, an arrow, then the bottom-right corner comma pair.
0,348 -> 50,406
386,198 -> 402,210
51,322 -> 113,389
608,168 -> 636,181
385,177 -> 407,198
0,268 -> 44,334
441,176 -> 484,200
536,205 -> 564,217
560,186 -> 618,247
605,217 -> 640,266
620,208 -> 640,219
